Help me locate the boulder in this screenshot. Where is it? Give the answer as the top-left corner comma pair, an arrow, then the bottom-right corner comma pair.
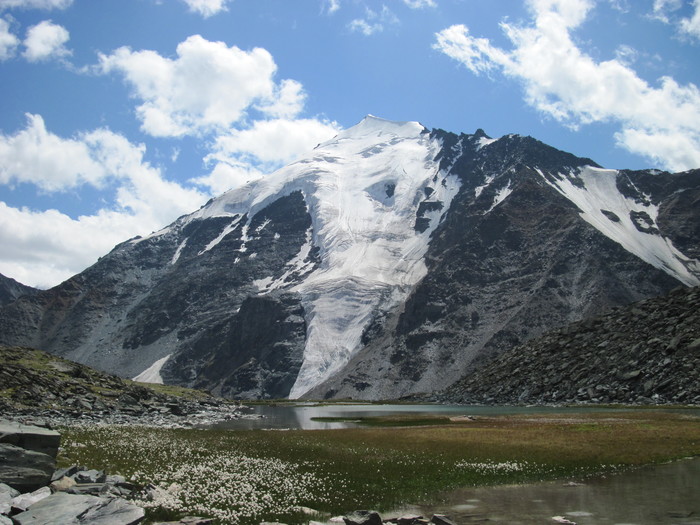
0,444 -> 55,493
0,421 -> 60,457
431,515 -> 457,525
0,420 -> 60,492
74,469 -> 107,484
397,515 -> 424,525
343,510 -> 383,525
10,486 -> 52,512
50,476 -> 77,492
13,492 -> 145,525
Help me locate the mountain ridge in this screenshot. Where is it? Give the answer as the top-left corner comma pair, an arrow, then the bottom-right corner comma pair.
0,116 -> 698,400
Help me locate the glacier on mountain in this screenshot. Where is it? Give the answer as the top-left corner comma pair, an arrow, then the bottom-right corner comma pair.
5,114 -> 698,401
144,115 -> 462,397
542,166 -> 700,287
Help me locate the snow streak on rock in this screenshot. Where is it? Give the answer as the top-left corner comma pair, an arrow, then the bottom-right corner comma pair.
133,353 -> 172,384
542,166 -> 700,286
173,116 -> 460,397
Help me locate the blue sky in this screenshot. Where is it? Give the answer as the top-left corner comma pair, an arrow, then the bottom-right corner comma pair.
0,0 -> 699,288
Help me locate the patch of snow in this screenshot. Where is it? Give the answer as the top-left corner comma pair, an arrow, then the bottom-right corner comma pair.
168,115 -> 462,398
198,215 -> 243,256
255,218 -> 271,233
540,166 -> 700,286
238,223 -> 250,253
474,174 -> 495,198
171,239 -> 187,265
133,354 -> 171,384
256,227 -> 316,294
252,276 -> 274,291
485,180 -> 513,213
477,136 -> 498,149
129,226 -> 172,245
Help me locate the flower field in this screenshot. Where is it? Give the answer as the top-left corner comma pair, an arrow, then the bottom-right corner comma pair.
58,411 -> 700,525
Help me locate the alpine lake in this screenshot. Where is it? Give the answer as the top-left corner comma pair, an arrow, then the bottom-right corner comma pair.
58,403 -> 700,525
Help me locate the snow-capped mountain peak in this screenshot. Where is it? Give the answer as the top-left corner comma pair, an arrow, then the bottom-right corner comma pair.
2,117 -> 698,403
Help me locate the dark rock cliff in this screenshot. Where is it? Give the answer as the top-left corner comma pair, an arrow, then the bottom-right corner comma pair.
440,286 -> 700,405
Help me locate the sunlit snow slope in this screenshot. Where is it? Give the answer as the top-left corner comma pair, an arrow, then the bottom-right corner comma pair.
167,116 -> 460,397
3,116 -> 698,402
542,167 -> 700,287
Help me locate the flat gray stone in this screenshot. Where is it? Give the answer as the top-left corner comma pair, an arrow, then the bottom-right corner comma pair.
11,486 -> 52,512
13,492 -> 145,525
0,444 -> 55,493
0,420 -> 60,457
343,511 -> 383,525
0,483 -> 20,498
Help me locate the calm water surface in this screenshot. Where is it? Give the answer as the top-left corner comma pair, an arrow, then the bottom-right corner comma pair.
209,403 -> 700,430
391,457 -> 700,525
209,404 -> 699,524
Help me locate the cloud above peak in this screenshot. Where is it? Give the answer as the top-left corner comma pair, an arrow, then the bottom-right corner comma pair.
180,0 -> 230,18
434,0 -> 700,171
98,35 -> 303,138
0,0 -> 72,10
0,113 -> 208,287
23,19 -> 70,61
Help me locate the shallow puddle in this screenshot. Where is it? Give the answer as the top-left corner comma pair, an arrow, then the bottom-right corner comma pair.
389,457 -> 700,525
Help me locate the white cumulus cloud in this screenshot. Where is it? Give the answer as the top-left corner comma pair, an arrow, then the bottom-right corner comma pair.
0,114 -> 208,287
180,0 -> 230,18
98,35 -> 299,137
22,19 -> 70,62
194,118 -> 340,194
402,0 -> 436,8
324,0 -> 341,14
348,6 -> 399,35
434,0 -> 700,171
680,0 -> 700,38
652,0 -> 700,39
0,0 -> 72,10
0,17 -> 19,59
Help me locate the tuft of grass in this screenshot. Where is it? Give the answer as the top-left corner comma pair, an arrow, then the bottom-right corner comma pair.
311,415 -> 456,427
57,411 -> 700,525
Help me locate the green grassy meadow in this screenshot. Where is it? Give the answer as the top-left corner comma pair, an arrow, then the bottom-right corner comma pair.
58,411 -> 700,525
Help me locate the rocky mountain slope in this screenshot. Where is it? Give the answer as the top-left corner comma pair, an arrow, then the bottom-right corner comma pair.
0,345 -> 241,426
440,286 -> 700,405
0,273 -> 37,307
0,116 -> 698,400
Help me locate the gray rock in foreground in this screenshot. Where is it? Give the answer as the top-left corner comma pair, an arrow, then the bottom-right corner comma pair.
0,420 -> 60,493
343,510 -> 383,525
0,420 -> 60,457
13,492 -> 144,525
0,444 -> 55,494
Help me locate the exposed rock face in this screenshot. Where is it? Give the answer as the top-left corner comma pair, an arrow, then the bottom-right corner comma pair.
441,286 -> 700,405
305,133 -> 695,400
0,117 -> 698,400
0,346 -> 242,427
167,292 -> 307,399
0,421 -> 59,493
0,274 -> 37,307
12,491 -> 145,525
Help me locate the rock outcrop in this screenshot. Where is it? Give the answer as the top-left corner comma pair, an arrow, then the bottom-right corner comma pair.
442,286 -> 700,405
1,118 -> 698,401
0,345 -> 244,428
0,273 -> 37,308
0,421 -> 59,493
